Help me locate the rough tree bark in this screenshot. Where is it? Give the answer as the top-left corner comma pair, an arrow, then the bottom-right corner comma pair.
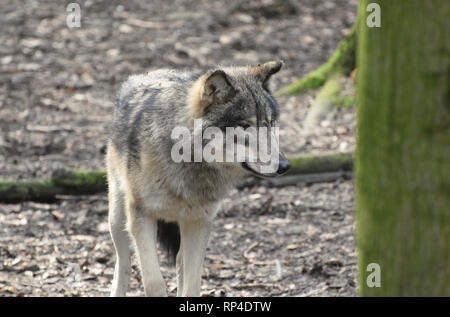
356,0 -> 449,296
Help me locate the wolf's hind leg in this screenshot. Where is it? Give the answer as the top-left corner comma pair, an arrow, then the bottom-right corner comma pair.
128,204 -> 167,297
109,186 -> 132,297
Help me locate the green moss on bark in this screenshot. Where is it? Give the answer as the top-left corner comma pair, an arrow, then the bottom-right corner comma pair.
52,169 -> 107,194
0,180 -> 61,203
356,0 -> 449,296
0,170 -> 107,203
287,152 -> 353,175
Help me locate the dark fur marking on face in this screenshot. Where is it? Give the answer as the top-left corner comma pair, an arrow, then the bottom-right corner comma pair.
264,91 -> 279,122
210,99 -> 248,130
243,83 -> 264,128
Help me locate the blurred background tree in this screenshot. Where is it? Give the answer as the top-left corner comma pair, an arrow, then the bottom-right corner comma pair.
356,0 -> 449,296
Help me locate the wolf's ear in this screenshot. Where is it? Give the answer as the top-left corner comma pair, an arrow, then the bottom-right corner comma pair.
252,61 -> 284,85
200,70 -> 236,108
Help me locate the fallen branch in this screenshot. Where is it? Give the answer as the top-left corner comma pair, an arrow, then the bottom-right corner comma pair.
263,171 -> 352,188
0,170 -> 106,203
287,151 -> 353,175
0,152 -> 353,203
126,18 -> 164,29
26,124 -> 74,133
231,283 -> 282,290
237,152 -> 353,189
239,171 -> 352,189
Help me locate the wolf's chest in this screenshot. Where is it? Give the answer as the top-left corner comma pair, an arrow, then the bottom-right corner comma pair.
139,189 -> 221,222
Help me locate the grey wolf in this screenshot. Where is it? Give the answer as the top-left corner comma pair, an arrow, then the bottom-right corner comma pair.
106,61 -> 290,296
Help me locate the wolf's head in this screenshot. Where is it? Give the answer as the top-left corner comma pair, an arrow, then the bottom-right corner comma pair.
187,61 -> 290,178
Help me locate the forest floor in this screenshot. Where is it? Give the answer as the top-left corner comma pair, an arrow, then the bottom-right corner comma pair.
0,0 -> 359,296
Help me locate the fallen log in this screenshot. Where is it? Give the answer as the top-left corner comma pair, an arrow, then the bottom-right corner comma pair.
238,152 -> 354,189
0,152 -> 353,203
0,170 -> 107,203
261,171 -> 352,188
286,151 -> 353,175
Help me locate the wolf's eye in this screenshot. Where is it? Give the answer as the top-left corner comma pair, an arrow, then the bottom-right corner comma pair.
239,122 -> 251,129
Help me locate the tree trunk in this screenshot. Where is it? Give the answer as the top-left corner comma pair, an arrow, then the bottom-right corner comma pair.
356,0 -> 449,296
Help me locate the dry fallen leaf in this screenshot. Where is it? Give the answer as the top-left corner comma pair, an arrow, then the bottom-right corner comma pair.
211,263 -> 223,270
287,244 -> 301,250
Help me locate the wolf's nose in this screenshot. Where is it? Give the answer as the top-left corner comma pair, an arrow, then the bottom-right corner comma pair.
277,159 -> 290,175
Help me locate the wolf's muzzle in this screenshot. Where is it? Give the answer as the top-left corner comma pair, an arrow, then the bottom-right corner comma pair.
277,158 -> 290,175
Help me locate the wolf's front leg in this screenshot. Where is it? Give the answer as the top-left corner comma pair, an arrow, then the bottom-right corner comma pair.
128,210 -> 167,297
179,219 -> 212,297
176,248 -> 184,296
108,178 -> 131,297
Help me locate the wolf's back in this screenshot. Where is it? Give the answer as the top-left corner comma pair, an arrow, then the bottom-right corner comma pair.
110,69 -> 197,166
117,69 -> 197,107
